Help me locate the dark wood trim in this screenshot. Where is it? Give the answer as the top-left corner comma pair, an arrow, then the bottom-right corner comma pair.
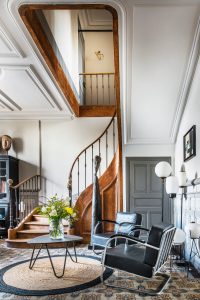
112,9 -> 123,211
78,30 -> 113,32
79,105 -> 116,117
19,8 -> 79,117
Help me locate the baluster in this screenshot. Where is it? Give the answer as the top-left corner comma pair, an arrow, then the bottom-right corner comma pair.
108,74 -> 111,104
102,74 -> 104,104
113,74 -> 116,104
92,145 -> 94,183
85,150 -> 87,189
113,118 -> 116,155
90,74 -> 92,105
96,74 -> 98,105
15,188 -> 18,223
98,139 -> 101,176
31,178 -> 33,212
106,130 -> 108,168
78,158 -> 80,196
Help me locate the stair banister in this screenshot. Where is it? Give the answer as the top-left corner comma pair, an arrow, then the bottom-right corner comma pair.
8,175 -> 41,228
67,111 -> 117,205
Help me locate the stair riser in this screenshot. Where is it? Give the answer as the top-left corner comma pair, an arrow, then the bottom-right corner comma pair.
17,232 -> 49,239
24,224 -> 69,230
32,216 -> 48,222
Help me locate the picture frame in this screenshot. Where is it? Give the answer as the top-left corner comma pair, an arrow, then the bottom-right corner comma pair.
183,125 -> 196,162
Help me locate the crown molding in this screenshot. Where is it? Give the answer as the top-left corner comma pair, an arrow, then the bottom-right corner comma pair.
169,17 -> 200,144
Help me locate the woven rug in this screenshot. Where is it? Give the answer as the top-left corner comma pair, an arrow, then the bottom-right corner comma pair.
0,255 -> 112,296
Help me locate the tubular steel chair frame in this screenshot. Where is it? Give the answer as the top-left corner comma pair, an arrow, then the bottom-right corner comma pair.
101,226 -> 176,296
92,220 -> 142,255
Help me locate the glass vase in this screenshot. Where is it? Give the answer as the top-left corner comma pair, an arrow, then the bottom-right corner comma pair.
49,219 -> 64,239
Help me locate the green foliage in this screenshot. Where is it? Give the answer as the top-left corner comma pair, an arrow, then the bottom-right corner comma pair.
38,194 -> 78,224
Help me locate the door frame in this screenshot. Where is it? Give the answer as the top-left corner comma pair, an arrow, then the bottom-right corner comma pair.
126,156 -> 172,224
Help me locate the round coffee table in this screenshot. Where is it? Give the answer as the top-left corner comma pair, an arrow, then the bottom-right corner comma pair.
27,234 -> 83,278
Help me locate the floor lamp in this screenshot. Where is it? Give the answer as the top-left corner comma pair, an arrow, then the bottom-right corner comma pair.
155,161 -> 172,222
178,164 -> 187,229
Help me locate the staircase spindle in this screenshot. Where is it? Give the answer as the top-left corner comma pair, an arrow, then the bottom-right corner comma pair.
102,74 -> 104,104
106,130 -> 108,168
96,74 -> 98,105
113,117 -> 116,155
85,150 -> 87,189
78,158 -> 80,196
90,74 -> 92,104
108,74 -> 111,105
92,144 -> 94,183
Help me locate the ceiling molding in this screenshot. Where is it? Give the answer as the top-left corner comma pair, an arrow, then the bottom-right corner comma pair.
0,25 -> 23,58
0,89 -> 22,111
78,10 -> 113,30
0,64 -> 62,112
169,17 -> 200,144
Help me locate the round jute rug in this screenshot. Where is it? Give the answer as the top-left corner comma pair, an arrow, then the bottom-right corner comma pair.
0,255 -> 112,296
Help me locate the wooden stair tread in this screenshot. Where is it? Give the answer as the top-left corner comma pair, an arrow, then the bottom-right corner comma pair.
18,229 -> 68,234
6,238 -> 31,242
33,214 -> 48,217
25,221 -> 69,226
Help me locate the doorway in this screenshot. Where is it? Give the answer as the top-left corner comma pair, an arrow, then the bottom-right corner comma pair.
126,157 -> 171,228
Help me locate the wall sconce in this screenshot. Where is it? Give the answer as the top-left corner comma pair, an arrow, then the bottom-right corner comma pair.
95,51 -> 104,61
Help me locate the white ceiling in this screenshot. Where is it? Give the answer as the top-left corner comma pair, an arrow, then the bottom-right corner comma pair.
0,0 -> 200,148
78,9 -> 113,30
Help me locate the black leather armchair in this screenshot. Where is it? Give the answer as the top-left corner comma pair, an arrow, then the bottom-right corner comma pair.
92,212 -> 142,253
101,223 -> 176,296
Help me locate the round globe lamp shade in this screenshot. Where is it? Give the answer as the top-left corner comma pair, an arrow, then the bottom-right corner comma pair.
166,176 -> 179,197
155,161 -> 172,179
185,222 -> 200,239
173,228 -> 186,244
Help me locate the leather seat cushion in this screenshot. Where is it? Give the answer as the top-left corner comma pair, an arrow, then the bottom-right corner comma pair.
104,243 -> 153,278
92,232 -> 115,247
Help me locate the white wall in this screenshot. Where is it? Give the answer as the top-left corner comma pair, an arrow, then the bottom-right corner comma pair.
0,120 -> 40,180
0,118 -> 110,198
174,56 -> 200,271
84,32 -> 114,73
43,10 -> 79,93
84,32 -> 115,105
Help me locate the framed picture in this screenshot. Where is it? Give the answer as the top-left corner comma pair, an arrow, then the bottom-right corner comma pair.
183,125 -> 196,162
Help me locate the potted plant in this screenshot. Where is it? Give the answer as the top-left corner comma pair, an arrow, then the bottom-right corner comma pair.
38,194 -> 78,239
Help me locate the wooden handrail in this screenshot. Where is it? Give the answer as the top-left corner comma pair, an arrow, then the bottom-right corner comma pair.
68,111 -> 116,178
79,72 -> 115,76
9,175 -> 40,189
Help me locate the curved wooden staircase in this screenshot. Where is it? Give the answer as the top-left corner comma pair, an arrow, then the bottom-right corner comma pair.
5,113 -> 122,247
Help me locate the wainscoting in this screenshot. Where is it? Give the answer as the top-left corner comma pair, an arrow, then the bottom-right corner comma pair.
174,184 -> 200,272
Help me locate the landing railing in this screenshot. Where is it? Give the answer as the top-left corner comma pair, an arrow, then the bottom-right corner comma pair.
79,72 -> 115,105
67,113 -> 117,204
8,175 -> 41,228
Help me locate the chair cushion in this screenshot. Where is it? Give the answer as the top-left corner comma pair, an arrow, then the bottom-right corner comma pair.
115,212 -> 142,237
105,243 -> 153,278
144,223 -> 174,267
92,232 -> 115,247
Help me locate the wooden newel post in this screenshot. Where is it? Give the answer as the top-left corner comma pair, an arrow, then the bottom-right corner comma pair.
7,179 -> 14,229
